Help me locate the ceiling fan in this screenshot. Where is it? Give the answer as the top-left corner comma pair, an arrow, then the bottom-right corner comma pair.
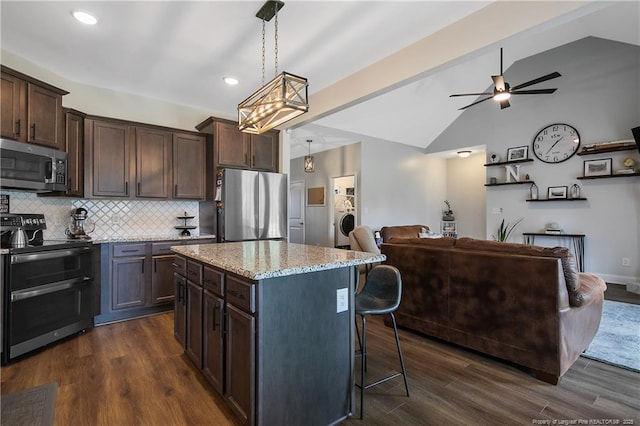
449,48 -> 561,110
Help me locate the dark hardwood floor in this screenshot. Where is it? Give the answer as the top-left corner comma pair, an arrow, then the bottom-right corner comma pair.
605,283 -> 640,305
1,312 -> 638,425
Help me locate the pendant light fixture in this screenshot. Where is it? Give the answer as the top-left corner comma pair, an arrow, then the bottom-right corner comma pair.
238,1 -> 309,134
304,139 -> 314,173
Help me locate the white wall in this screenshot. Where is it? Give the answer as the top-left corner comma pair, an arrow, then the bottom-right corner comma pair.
429,37 -> 640,284
360,138 -> 446,232
290,143 -> 361,247
1,49 -> 218,131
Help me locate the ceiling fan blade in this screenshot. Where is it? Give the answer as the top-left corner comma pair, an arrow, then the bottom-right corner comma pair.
499,99 -> 510,109
510,72 -> 561,91
492,75 -> 506,91
449,92 -> 493,98
510,88 -> 558,95
458,96 -> 493,110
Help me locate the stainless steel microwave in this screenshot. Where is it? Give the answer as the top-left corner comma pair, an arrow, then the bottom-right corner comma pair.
0,138 -> 68,192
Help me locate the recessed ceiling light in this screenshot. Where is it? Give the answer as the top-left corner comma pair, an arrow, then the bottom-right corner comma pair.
223,76 -> 239,86
72,10 -> 98,25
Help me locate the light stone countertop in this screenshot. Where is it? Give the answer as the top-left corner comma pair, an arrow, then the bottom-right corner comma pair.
171,240 -> 385,280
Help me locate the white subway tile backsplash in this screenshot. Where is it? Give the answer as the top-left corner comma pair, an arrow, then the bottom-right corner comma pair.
1,190 -> 201,239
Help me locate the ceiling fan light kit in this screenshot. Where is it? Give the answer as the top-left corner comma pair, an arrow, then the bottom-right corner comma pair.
238,0 -> 309,134
450,48 -> 561,111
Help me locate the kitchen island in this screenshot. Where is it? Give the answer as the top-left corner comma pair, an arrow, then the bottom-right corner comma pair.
171,241 -> 385,426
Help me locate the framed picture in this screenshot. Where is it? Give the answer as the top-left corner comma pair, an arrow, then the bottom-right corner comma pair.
583,158 -> 612,177
307,186 -> 325,206
547,186 -> 568,199
507,146 -> 529,161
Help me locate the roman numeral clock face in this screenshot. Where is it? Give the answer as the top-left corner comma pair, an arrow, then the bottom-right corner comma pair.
532,123 -> 581,163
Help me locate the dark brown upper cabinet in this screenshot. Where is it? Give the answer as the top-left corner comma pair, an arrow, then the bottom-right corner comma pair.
1,66 -> 67,149
135,126 -> 172,198
173,132 -> 206,200
64,108 -> 86,197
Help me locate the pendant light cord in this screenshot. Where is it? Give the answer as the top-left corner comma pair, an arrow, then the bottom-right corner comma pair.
274,6 -> 279,76
261,18 -> 266,86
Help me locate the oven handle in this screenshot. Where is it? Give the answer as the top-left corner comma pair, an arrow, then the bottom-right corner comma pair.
11,246 -> 91,264
11,276 -> 92,302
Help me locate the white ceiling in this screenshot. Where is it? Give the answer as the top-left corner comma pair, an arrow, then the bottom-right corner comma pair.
1,1 -> 638,159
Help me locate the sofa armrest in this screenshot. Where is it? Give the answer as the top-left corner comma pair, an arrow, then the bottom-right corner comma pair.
569,273 -> 607,307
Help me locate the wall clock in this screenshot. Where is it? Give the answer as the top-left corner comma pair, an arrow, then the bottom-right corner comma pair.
532,123 -> 581,163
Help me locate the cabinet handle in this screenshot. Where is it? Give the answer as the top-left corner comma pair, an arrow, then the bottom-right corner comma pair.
154,258 -> 157,273
177,283 -> 184,302
137,182 -> 141,196
212,303 -> 217,331
252,155 -> 255,167
245,153 -> 248,165
141,259 -> 145,274
125,182 -> 129,196
30,124 -> 36,140
14,120 -> 20,136
174,184 -> 178,197
120,249 -> 139,253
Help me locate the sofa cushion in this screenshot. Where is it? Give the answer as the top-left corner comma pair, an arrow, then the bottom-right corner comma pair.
380,225 -> 429,242
387,236 -> 456,248
454,237 -> 580,297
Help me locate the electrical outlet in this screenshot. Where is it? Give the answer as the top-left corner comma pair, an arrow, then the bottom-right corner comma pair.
492,207 -> 503,214
336,288 -> 348,313
111,213 -> 120,225
622,257 -> 630,267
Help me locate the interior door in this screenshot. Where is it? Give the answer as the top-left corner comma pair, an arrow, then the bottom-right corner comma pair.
289,180 -> 305,243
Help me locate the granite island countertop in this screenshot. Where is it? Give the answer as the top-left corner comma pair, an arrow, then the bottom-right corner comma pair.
171,240 -> 385,280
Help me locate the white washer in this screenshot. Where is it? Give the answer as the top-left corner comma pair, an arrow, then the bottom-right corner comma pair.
334,210 -> 355,247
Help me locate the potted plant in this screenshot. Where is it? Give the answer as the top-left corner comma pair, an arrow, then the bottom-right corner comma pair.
492,217 -> 523,242
442,200 -> 455,221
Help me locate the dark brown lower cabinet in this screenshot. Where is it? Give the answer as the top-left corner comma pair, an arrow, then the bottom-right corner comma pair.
151,255 -> 175,304
225,303 -> 255,425
111,257 -> 145,310
203,290 -> 224,394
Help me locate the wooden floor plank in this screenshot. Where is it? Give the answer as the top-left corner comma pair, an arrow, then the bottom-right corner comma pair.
1,312 -> 638,425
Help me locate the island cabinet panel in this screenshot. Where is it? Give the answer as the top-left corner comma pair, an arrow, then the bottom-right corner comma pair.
225,302 -> 256,426
174,272 -> 187,347
186,280 -> 203,369
203,290 -> 224,394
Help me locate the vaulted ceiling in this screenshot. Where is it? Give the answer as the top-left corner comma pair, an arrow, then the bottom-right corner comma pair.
1,1 -> 637,159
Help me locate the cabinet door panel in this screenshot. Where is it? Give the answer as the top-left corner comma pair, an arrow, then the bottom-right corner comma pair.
203,291 -> 224,394
27,83 -> 62,149
186,280 -> 203,369
0,73 -> 26,140
91,121 -> 131,197
65,111 -> 84,197
215,122 -> 249,168
250,132 -> 278,171
225,303 -> 255,425
151,255 -> 175,305
174,273 -> 187,347
112,257 -> 146,310
173,132 -> 206,199
136,127 -> 171,198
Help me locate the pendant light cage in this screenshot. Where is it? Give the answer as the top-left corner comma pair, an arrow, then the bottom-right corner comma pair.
304,139 -> 314,173
238,1 -> 309,134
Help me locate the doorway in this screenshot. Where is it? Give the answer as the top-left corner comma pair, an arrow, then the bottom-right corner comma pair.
289,180 -> 305,243
332,175 -> 356,248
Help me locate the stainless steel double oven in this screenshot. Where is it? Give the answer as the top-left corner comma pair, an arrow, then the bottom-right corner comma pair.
1,213 -> 94,363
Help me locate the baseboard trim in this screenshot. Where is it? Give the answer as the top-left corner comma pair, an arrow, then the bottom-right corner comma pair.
596,273 -> 639,287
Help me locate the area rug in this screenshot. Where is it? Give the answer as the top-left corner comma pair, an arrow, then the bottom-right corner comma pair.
0,382 -> 57,426
582,300 -> 640,372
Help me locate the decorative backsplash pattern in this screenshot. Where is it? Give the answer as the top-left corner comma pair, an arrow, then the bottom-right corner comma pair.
1,190 -> 202,240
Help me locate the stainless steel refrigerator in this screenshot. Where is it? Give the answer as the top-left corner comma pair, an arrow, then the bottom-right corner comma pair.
214,168 -> 288,242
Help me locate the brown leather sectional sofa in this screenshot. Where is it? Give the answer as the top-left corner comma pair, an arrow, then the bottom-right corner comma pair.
379,226 -> 607,384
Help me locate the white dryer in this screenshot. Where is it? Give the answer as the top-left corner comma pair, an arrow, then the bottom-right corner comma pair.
334,210 -> 355,247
